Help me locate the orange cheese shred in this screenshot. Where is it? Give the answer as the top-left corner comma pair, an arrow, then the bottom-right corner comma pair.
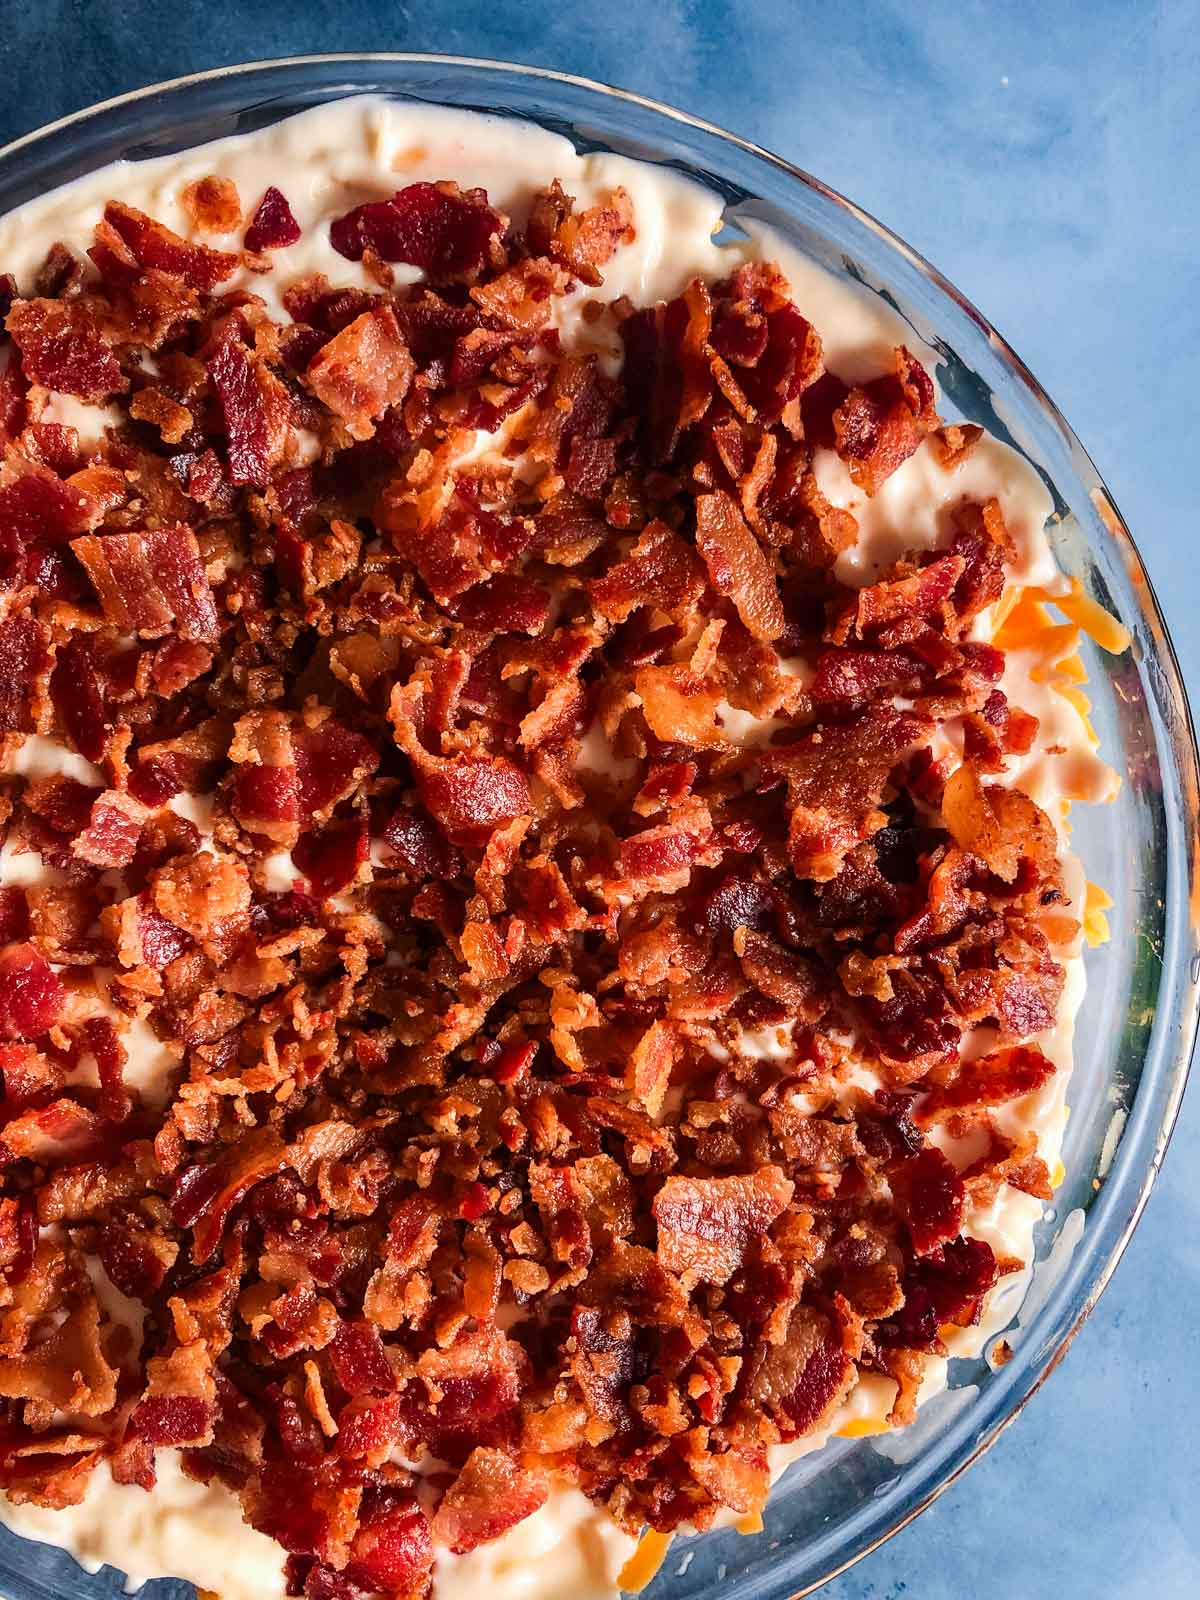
1083,881 -> 1113,948
836,1417 -> 891,1438
618,1529 -> 673,1592
1030,577 -> 1132,654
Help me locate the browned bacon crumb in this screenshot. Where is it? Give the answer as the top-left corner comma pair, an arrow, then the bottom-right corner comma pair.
0,172 -> 1079,1591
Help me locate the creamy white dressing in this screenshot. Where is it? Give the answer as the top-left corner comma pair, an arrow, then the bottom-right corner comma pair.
0,95 -> 1112,1600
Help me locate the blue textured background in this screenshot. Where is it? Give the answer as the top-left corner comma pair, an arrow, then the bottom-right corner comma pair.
2,4 -> 1196,1597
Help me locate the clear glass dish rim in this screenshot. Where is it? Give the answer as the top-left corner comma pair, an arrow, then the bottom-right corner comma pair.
0,48 -> 1195,1599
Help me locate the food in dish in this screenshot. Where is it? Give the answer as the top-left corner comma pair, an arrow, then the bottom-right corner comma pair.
0,98 -> 1124,1600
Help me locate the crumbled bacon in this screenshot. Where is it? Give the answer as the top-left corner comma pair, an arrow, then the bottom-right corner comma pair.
101,201 -> 239,292
431,1447 -> 548,1554
330,183 -> 502,279
0,943 -> 66,1039
306,306 -> 414,441
0,166 -> 1086,1578
7,298 -> 125,401
245,187 -> 302,253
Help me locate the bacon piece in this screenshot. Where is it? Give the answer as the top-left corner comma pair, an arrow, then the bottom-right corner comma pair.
330,182 -> 502,279
293,815 -> 369,898
71,523 -> 219,641
447,574 -> 550,635
855,554 -> 965,636
344,1494 -> 433,1598
432,1448 -> 548,1554
81,1014 -> 130,1122
413,754 -> 530,846
207,324 -> 292,487
245,186 -> 301,252
7,297 -> 125,400
917,1046 -> 1055,1122
0,615 -> 49,731
0,1299 -> 118,1417
749,1303 -> 854,1439
737,303 -> 823,423
399,1327 -> 524,1462
102,201 -> 238,292
588,519 -> 706,624
380,805 -> 461,881
635,662 -> 722,748
950,498 -> 1014,623
171,1127 -> 288,1261
695,490 -> 784,641
307,306 -> 414,441
890,1147 -> 964,1255
941,763 -> 1058,886
762,708 -> 931,882
471,257 -> 572,333
810,646 -> 925,706
619,280 -> 714,461
294,722 -> 378,824
653,1166 -> 793,1286
833,347 -> 937,495
527,180 -> 634,286
626,1020 -> 678,1119
97,1221 -> 175,1301
739,933 -> 828,1023
0,942 -> 66,1039
70,790 -> 146,869
181,176 -> 241,234
133,1393 -> 213,1447
882,1235 -> 998,1347
329,1320 -> 395,1398
0,460 -> 95,585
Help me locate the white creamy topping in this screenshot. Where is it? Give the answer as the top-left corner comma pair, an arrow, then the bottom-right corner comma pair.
0,95 -> 1109,1600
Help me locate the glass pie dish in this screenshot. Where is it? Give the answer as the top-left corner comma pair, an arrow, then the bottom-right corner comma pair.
0,51 -> 1195,1600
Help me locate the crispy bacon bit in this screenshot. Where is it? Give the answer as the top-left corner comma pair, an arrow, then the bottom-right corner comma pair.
0,943 -> 66,1039
244,186 -> 302,253
7,298 -> 126,400
890,1148 -> 965,1255
0,616 -> 49,729
180,176 -> 241,234
415,755 -> 531,845
432,1448 -> 548,1554
207,323 -> 292,487
833,347 -> 938,495
527,181 -> 634,287
695,491 -> 785,641
72,524 -> 219,641
0,167 -> 1097,1564
307,306 -> 414,441
329,1321 -> 395,1398
654,1167 -> 793,1285
330,183 -> 502,279
102,201 -> 239,292
764,708 -> 932,882
344,1495 -> 433,1597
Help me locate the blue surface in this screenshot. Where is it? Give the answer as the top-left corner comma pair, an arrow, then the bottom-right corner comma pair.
1,4 -> 1197,1596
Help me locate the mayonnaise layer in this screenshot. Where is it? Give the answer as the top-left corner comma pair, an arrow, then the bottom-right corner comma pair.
0,94 -> 1107,1600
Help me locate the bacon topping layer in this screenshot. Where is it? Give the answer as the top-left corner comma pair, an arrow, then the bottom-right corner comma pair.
0,167 -> 1081,1588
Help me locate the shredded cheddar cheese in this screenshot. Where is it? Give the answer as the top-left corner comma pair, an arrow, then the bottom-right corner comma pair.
1052,650 -> 1089,685
1083,881 -> 1114,947
618,1529 -> 673,1592
1050,1160 -> 1066,1188
1057,683 -> 1101,746
1039,577 -> 1133,655
992,592 -> 1055,652
836,1417 -> 891,1439
734,1511 -> 765,1535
